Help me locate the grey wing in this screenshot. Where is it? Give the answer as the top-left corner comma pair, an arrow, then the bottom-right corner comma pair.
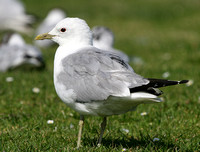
110,48 -> 130,63
58,47 -> 149,102
103,51 -> 132,71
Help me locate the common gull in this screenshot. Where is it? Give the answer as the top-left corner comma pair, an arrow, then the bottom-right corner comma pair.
92,26 -> 129,63
92,26 -> 144,65
0,0 -> 34,34
35,17 -> 188,148
0,33 -> 44,72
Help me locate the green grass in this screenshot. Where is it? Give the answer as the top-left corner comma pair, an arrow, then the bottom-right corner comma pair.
0,0 -> 200,151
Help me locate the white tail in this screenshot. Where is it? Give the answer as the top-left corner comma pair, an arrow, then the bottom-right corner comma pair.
131,92 -> 163,103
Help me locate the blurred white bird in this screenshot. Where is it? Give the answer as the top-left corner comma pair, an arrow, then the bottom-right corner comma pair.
35,8 -> 66,48
0,0 -> 34,34
92,26 -> 129,62
92,26 -> 144,65
0,33 -> 44,72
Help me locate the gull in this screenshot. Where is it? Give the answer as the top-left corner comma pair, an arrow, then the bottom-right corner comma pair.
0,0 -> 34,34
0,33 -> 44,72
92,26 -> 144,65
92,26 -> 129,63
35,17 -> 188,148
35,8 -> 66,48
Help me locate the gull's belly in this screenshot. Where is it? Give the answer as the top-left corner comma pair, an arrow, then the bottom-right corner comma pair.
54,80 -> 151,116
54,82 -> 138,116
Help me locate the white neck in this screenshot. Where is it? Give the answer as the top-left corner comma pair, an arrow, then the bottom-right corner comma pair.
56,42 -> 90,59
53,40 -> 92,80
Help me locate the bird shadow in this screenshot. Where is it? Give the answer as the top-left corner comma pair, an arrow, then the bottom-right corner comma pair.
82,134 -> 180,150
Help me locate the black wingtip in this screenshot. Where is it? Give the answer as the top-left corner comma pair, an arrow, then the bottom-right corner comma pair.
179,80 -> 189,84
130,79 -> 189,96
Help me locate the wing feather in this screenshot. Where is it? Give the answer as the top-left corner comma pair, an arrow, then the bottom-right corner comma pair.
57,47 -> 148,102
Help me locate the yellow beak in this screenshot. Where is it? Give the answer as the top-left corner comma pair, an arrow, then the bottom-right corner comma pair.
35,33 -> 55,40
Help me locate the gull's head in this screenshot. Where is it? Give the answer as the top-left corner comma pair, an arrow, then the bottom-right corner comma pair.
92,26 -> 114,48
35,17 -> 92,46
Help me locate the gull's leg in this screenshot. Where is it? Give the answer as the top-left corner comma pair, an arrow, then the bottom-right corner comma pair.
97,117 -> 107,147
77,115 -> 84,148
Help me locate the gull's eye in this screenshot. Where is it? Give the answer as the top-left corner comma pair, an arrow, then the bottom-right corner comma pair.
60,28 -> 66,32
